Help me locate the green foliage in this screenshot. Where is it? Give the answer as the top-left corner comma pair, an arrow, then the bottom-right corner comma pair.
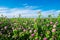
0,13 -> 60,40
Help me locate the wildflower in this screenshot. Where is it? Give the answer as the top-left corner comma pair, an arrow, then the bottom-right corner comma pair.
4,26 -> 8,29
0,22 -> 2,24
52,28 -> 56,32
50,21 -> 53,24
40,34 -> 43,36
34,29 -> 37,33
12,27 -> 14,30
29,30 -> 32,33
53,24 -> 56,28
43,37 -> 47,40
31,33 -> 35,37
23,29 -> 26,32
55,21 -> 58,24
46,24 -> 49,27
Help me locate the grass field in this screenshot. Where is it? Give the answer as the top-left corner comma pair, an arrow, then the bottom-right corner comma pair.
0,14 -> 60,40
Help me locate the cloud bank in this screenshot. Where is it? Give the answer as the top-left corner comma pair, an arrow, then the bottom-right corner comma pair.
0,7 -> 60,18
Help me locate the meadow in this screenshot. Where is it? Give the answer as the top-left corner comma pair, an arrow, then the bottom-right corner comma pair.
0,13 -> 60,40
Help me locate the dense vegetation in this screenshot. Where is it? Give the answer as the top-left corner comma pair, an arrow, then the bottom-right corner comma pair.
0,13 -> 60,40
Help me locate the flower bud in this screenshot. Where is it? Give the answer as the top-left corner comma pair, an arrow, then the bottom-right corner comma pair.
43,37 -> 47,40
52,29 -> 56,32
34,29 -> 37,33
53,24 -> 56,28
4,26 -> 8,29
23,29 -> 26,32
31,33 -> 35,37
50,21 -> 53,24
29,30 -> 32,33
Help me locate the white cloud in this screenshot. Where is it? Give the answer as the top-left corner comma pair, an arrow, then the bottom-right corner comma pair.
0,7 -> 60,18
0,7 -> 40,18
41,10 -> 60,17
22,3 -> 38,10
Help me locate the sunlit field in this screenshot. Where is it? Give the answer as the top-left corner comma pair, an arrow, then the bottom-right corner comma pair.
0,13 -> 60,40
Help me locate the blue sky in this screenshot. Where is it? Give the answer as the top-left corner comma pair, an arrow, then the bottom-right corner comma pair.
0,0 -> 60,10
0,0 -> 60,18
